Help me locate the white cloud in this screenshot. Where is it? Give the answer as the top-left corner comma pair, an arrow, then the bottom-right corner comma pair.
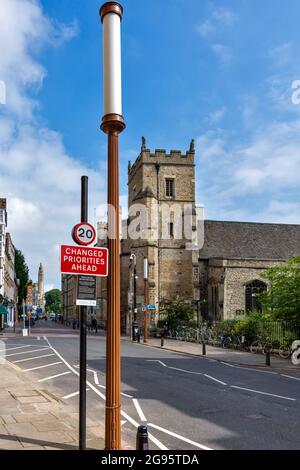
208,107 -> 226,124
0,0 -> 108,288
211,7 -> 237,27
198,120 -> 300,223
196,20 -> 215,37
0,0 -> 79,119
212,44 -> 233,65
196,6 -> 237,37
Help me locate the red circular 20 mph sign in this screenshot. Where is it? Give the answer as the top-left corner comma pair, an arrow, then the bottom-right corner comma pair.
72,222 -> 96,246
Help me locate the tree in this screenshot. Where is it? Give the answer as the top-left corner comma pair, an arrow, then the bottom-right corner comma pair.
158,297 -> 196,330
45,289 -> 61,313
14,249 -> 29,313
258,256 -> 300,321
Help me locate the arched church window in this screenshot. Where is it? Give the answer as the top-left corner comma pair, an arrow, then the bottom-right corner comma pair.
245,280 -> 267,312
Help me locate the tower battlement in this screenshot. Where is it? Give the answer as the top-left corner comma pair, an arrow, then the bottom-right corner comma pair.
128,138 -> 195,177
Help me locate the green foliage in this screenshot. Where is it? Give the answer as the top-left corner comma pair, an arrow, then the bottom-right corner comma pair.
158,297 -> 196,330
14,249 -> 29,313
258,256 -> 300,321
45,289 -> 61,313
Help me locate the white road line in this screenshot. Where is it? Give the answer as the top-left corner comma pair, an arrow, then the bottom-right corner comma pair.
121,392 -> 134,399
230,385 -> 296,401
5,347 -> 50,357
0,345 -> 33,352
281,374 -> 300,381
121,420 -> 126,426
37,336 -> 40,341
220,361 -> 278,375
204,374 -> 227,386
132,399 -> 147,422
121,411 -> 168,450
148,423 -> 213,451
38,371 -> 72,382
62,389 -> 90,399
97,384 -> 106,389
147,360 -> 167,367
169,366 -> 202,375
87,369 -> 99,385
45,337 -> 168,451
13,354 -> 56,363
43,336 -> 47,340
23,361 -> 62,372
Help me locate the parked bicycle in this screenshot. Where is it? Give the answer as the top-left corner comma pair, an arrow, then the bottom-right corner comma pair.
250,337 -> 268,354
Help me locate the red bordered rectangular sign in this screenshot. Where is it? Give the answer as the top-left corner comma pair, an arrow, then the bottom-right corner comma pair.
60,245 -> 108,277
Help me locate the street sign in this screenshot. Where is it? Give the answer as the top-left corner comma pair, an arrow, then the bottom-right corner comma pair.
60,245 -> 108,276
72,222 -> 96,246
76,275 -> 97,307
148,305 -> 156,310
141,304 -> 146,312
0,305 -> 8,315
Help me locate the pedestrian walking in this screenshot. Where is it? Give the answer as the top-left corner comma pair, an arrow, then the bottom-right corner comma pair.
92,317 -> 98,334
72,318 -> 77,330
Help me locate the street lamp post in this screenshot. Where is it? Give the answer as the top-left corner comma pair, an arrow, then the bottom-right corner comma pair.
99,1 -> 125,450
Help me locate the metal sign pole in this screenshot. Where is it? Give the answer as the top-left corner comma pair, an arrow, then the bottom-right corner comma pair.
79,175 -> 88,451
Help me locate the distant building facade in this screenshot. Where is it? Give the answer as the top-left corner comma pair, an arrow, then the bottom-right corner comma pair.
0,199 -> 18,327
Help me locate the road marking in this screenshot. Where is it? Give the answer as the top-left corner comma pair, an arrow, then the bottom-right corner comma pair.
133,399 -> 147,422
38,371 -> 72,382
147,360 -> 167,367
230,385 -> 296,401
43,336 -> 47,340
0,345 -> 33,352
45,337 -> 168,451
220,361 -> 278,375
121,420 -> 126,426
87,368 -> 99,385
62,389 -> 90,399
121,411 -> 168,450
204,374 -> 227,386
13,354 -> 56,363
5,347 -> 50,357
23,361 -> 62,372
281,374 -> 300,381
168,366 -> 202,375
148,423 -> 213,450
121,392 -> 134,398
37,336 -> 40,341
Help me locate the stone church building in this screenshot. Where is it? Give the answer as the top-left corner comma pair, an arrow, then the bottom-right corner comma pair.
62,139 -> 300,331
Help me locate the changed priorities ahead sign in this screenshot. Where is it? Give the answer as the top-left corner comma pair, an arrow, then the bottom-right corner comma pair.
60,245 -> 108,277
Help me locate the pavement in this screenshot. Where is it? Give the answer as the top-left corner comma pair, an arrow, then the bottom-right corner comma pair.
141,337 -> 300,372
0,355 -> 105,450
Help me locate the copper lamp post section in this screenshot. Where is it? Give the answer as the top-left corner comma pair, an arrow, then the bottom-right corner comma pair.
99,1 -> 125,450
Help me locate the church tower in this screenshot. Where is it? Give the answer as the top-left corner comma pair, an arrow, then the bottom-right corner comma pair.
123,138 -> 200,331
38,263 -> 45,309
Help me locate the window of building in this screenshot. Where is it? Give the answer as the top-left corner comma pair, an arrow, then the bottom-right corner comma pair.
168,222 -> 174,238
0,210 -> 3,224
245,280 -> 267,312
165,178 -> 175,198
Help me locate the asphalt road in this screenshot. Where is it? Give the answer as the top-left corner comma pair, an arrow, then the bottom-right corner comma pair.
1,320 -> 300,450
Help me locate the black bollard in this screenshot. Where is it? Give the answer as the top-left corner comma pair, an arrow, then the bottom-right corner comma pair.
202,342 -> 206,355
161,337 -> 164,347
265,346 -> 271,366
136,425 -> 149,450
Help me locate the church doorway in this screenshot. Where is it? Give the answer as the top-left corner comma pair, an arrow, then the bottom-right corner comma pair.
245,280 -> 267,312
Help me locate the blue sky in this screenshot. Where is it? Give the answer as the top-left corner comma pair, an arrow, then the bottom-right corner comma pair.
1,0 -> 300,287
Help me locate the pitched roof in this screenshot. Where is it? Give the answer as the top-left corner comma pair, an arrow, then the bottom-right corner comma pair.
199,220 -> 300,260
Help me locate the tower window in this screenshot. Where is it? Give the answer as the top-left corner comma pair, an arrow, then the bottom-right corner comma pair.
165,179 -> 175,197
168,222 -> 174,238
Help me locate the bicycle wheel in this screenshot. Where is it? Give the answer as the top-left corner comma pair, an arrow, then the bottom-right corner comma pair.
278,346 -> 291,359
250,340 -> 263,354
